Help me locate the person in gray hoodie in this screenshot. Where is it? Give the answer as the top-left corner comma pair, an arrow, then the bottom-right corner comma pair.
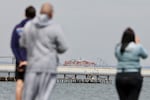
115,28 -> 148,100
20,3 -> 68,100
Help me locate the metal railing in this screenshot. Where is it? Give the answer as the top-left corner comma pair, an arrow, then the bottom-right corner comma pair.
0,56 -> 15,64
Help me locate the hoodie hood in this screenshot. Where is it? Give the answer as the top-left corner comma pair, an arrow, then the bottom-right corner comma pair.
33,14 -> 54,28
116,42 -> 139,53
125,42 -> 137,52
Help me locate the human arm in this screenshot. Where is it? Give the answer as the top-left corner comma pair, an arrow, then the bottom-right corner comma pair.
139,45 -> 148,59
55,26 -> 68,54
136,36 -> 148,59
11,27 -> 23,62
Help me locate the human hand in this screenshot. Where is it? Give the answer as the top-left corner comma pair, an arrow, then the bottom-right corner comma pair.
19,61 -> 27,67
135,36 -> 140,44
17,61 -> 27,72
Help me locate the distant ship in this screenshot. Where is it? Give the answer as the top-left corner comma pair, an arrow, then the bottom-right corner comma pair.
63,59 -> 96,67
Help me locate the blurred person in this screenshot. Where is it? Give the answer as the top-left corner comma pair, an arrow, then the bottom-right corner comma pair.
20,3 -> 68,100
11,6 -> 36,100
115,27 -> 148,100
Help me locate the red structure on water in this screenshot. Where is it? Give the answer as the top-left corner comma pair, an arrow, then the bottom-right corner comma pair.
64,59 -> 96,67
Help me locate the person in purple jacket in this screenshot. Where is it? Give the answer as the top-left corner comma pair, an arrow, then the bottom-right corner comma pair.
11,6 -> 36,100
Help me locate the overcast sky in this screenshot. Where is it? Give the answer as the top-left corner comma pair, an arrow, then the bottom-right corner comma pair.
0,0 -> 150,66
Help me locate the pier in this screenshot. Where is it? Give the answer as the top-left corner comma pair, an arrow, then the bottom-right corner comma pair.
0,65 -> 150,83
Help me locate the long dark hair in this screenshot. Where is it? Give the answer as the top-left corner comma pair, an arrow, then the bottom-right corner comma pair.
120,27 -> 135,54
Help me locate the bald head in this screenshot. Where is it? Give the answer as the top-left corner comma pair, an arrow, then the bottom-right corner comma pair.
40,3 -> 53,19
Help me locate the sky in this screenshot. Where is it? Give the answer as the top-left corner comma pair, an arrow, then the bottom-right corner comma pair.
0,0 -> 150,66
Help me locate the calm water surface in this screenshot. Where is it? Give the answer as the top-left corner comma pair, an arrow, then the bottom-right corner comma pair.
0,76 -> 150,100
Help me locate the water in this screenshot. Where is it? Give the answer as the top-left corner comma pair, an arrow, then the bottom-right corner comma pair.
0,76 -> 150,100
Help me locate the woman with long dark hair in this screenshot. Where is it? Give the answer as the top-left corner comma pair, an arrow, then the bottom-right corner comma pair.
115,27 -> 148,100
